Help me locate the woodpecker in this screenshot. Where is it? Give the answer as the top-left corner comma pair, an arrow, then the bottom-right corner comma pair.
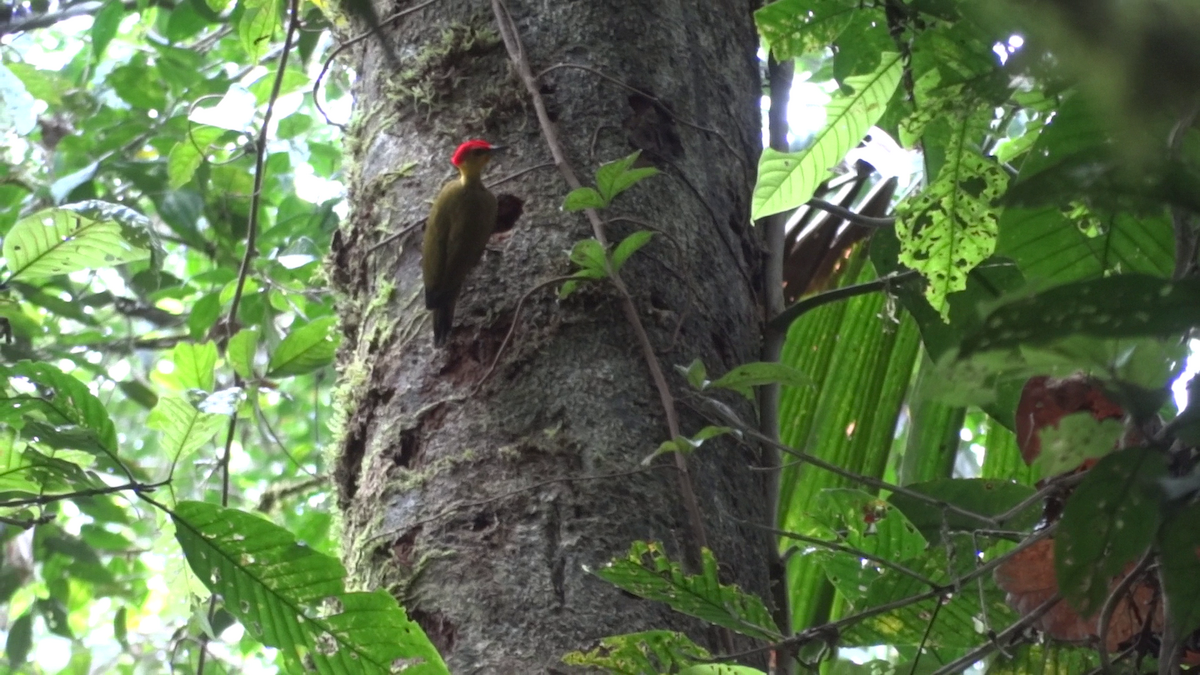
422,140 -> 504,347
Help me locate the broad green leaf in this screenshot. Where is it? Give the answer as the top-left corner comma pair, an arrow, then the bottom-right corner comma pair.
170,341 -> 218,392
91,0 -> 125,60
172,501 -> 448,674
267,316 -> 340,377
751,52 -> 902,220
1158,500 -> 1200,638
3,201 -> 156,281
896,109 -> 1007,319
238,0 -> 281,62
888,478 -> 1039,544
1,361 -> 118,456
997,207 -> 1175,285
563,631 -> 710,673
1034,413 -> 1122,479
1056,447 -> 1166,616
6,612 -> 32,664
709,361 -> 811,399
611,231 -> 653,273
595,541 -> 781,641
755,0 -> 859,61
228,328 -> 260,380
147,396 -> 228,461
167,126 -> 225,189
961,275 -> 1200,355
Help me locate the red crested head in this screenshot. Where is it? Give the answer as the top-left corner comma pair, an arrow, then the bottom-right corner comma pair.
451,140 -> 495,166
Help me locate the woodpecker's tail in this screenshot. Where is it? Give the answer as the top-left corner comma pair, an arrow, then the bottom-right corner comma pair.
431,300 -> 455,347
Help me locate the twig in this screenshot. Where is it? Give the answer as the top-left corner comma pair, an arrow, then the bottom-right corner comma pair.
471,275 -> 577,392
806,198 -> 897,228
312,0 -> 443,127
767,269 -> 921,332
756,522 -> 941,589
1097,548 -> 1154,673
490,0 -> 710,560
762,54 -> 795,671
0,479 -> 167,508
486,162 -> 555,188
929,592 -> 1063,675
707,401 -> 1003,528
366,220 -> 422,255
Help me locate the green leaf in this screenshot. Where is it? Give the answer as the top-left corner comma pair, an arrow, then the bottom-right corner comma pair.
896,109 -> 1007,319
751,52 -> 902,220
1,361 -> 119,456
563,630 -> 710,673
147,396 -> 229,462
238,0 -> 282,62
91,0 -> 125,60
709,361 -> 811,399
888,478 -> 1039,544
563,187 -> 606,211
595,151 -> 659,203
568,238 -> 608,277
5,611 -> 32,664
227,328 -> 260,380
170,341 -> 218,392
961,275 -> 1200,355
642,427 -> 732,464
172,501 -> 448,674
680,666 -> 767,675
1034,413 -> 1122,479
267,316 -> 340,377
611,231 -> 653,273
3,201 -> 156,281
594,541 -> 781,641
679,358 -> 708,390
1158,500 -> 1200,638
985,644 -> 1101,674
167,127 -> 225,189
755,0 -> 859,60
1055,447 -> 1166,616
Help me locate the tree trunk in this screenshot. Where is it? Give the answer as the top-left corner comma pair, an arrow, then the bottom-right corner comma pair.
328,0 -> 773,671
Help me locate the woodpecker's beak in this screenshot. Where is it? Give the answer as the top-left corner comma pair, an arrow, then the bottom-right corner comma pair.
487,145 -> 508,154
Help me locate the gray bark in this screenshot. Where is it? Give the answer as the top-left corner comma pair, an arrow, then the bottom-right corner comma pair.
328,0 -> 774,671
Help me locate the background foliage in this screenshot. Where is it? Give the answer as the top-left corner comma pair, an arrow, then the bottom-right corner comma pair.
1,0 -> 1199,673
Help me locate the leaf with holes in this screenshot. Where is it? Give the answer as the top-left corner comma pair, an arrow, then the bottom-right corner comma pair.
267,316 -> 340,377
594,541 -> 781,641
3,201 -> 157,282
755,0 -> 860,60
896,109 -> 1007,320
172,501 -> 448,674
751,52 -> 902,220
1034,413 -> 1123,479
1055,447 -> 1166,617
